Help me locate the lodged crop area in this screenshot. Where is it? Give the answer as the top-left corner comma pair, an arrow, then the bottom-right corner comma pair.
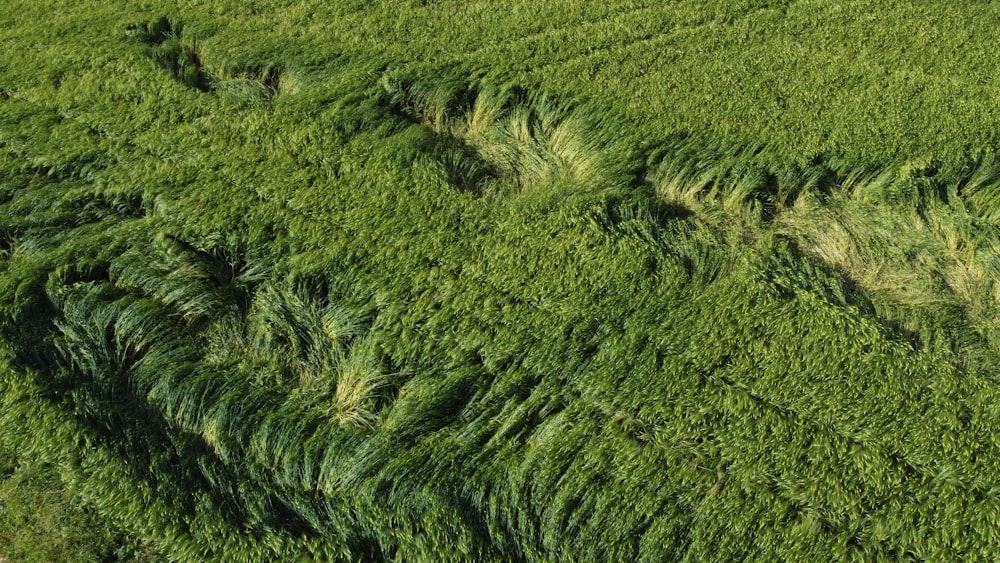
4,0 -> 1000,560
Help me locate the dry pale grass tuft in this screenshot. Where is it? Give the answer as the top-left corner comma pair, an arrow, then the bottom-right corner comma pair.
331,340 -> 389,430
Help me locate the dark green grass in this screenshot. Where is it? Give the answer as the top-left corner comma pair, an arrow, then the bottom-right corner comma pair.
0,385 -> 162,562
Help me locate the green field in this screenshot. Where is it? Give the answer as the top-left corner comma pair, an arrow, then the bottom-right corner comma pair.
4,1 -> 1000,560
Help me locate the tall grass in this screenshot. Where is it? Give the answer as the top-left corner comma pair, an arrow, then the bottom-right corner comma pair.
8,11 -> 1000,559
331,339 -> 392,429
380,76 -> 620,197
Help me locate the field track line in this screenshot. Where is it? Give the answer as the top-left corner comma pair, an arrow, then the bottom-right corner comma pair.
453,1 -> 663,60
516,0 -> 799,80
466,0 -> 792,60
324,1 -> 663,63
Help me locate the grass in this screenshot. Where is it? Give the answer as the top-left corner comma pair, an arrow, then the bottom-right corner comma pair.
4,1 -> 1000,561
380,77 -> 613,197
0,388 -> 162,562
331,339 -> 393,430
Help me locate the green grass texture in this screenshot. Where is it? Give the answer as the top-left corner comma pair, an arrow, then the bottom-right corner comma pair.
4,1 -> 1000,560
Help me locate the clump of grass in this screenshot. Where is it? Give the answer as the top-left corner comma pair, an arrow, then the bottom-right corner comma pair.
208,64 -> 294,105
647,145 -> 770,237
194,273 -> 397,431
957,153 -> 1000,224
379,76 -> 616,197
331,339 -> 392,430
128,17 -> 212,92
129,17 -> 292,103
